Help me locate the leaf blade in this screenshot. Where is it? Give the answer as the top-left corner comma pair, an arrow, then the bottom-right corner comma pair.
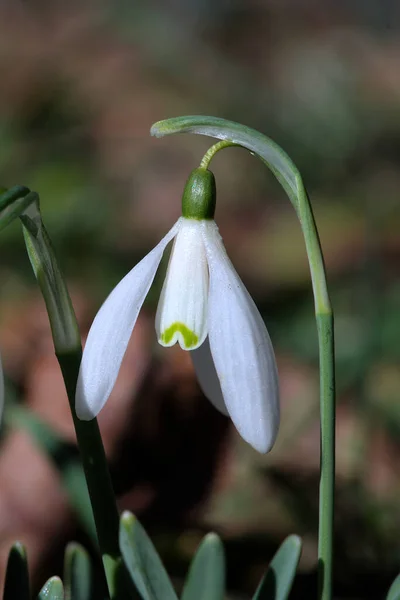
119,511 -> 178,600
64,542 -> 92,600
181,533 -> 225,600
387,573 -> 400,600
3,542 -> 30,600
38,576 -> 64,600
253,535 -> 302,600
0,187 -> 36,231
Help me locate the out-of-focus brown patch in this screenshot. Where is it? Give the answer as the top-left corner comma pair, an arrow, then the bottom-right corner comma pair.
25,307 -> 153,457
0,278 -> 231,587
367,426 -> 398,500
0,288 -> 156,586
0,430 -> 72,590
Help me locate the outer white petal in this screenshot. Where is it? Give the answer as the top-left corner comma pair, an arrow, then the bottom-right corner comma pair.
191,338 -> 229,416
201,221 -> 280,453
76,219 -> 181,420
156,218 -> 208,350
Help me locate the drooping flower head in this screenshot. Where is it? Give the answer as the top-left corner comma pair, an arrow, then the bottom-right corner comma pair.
76,167 -> 280,453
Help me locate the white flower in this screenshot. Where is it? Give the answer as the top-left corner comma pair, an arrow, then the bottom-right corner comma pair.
76,172 -> 280,453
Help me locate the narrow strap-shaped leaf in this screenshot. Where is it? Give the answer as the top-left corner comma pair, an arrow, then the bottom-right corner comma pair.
119,511 -> 178,600
387,573 -> 400,600
64,542 -> 92,600
181,533 -> 225,600
38,576 -> 64,600
3,542 -> 30,600
20,200 -> 80,353
0,186 -> 37,231
252,535 -> 302,600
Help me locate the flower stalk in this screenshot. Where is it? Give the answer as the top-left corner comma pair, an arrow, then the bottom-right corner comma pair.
199,140 -> 239,170
151,116 -> 336,600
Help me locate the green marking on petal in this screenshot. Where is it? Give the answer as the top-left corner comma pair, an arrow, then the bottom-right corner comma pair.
160,322 -> 199,349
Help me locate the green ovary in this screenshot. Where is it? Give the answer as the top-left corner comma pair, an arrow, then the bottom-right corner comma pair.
160,322 -> 199,349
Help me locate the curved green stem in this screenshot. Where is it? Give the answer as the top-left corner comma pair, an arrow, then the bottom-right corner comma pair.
152,116 -> 335,600
199,141 -> 240,169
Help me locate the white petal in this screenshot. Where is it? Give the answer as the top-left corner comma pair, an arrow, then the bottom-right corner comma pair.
76,220 -> 181,420
156,218 -> 208,350
191,338 -> 229,416
201,221 -> 280,453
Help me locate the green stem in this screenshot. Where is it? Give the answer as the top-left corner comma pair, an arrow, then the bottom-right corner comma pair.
316,312 -> 335,600
152,116 -> 336,600
297,187 -> 335,600
19,201 -> 127,598
202,145 -> 335,600
56,349 -> 122,595
199,141 -> 239,169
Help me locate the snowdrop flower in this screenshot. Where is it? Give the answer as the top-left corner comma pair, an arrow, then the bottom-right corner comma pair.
76,168 -> 279,453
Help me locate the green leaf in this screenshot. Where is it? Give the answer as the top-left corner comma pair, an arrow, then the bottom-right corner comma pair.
181,533 -> 225,600
38,576 -> 64,600
119,511 -> 178,600
0,186 -> 37,231
64,543 -> 92,600
20,200 -> 80,353
253,535 -> 302,600
387,573 -> 400,600
3,542 -> 30,600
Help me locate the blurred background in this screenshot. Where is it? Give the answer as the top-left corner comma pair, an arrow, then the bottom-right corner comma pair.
0,0 -> 399,598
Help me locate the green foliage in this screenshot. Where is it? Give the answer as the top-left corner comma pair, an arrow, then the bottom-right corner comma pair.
387,574 -> 400,600
119,511 -> 178,600
0,187 -> 37,231
64,543 -> 93,600
38,576 -> 64,600
3,542 -> 30,600
253,535 -> 302,600
20,200 -> 80,353
3,542 -> 98,600
181,533 -> 225,600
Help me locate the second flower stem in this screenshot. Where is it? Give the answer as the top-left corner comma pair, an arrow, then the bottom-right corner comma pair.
298,189 -> 335,600
20,201 -> 127,598
57,349 -> 123,597
316,312 -> 335,600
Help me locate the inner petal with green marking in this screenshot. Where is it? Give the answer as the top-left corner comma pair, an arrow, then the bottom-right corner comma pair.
155,219 -> 209,351
160,322 -> 199,349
